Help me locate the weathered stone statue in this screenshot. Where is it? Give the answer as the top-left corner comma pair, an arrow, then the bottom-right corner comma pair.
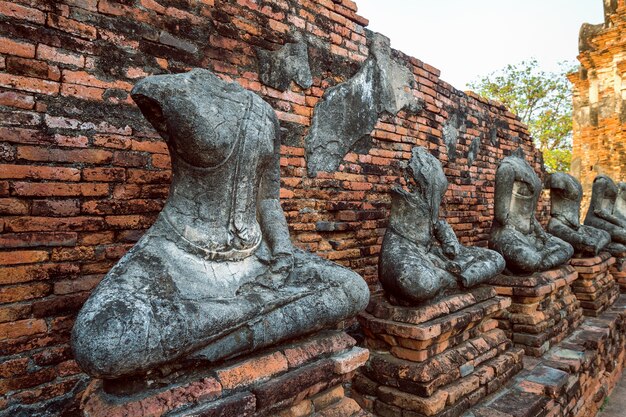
547,172 -> 610,256
489,153 -> 573,274
71,69 -> 369,380
378,147 -> 505,304
584,175 -> 626,254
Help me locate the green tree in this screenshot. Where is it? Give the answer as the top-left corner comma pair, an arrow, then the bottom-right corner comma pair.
467,59 -> 574,173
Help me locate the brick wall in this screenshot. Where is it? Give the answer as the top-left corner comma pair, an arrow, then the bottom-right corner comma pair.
0,0 -> 545,415
570,0 -> 626,214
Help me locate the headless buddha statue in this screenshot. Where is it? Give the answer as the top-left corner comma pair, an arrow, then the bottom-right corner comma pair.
71,69 -> 369,380
378,147 -> 505,305
547,173 -> 610,256
489,153 -> 573,274
584,175 -> 626,255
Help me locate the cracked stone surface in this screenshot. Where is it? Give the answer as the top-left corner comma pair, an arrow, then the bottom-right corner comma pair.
547,173 -> 610,256
71,69 -> 369,381
489,151 -> 573,274
304,31 -> 422,176
378,146 -> 505,305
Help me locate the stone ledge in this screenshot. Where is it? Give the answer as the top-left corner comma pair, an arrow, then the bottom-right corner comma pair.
464,295 -> 626,417
78,331 -> 368,417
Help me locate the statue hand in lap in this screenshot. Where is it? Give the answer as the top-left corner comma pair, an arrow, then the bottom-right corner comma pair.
71,69 -> 369,380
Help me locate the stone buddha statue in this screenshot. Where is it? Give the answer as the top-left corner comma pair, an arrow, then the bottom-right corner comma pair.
547,172 -> 610,256
71,69 -> 369,380
584,175 -> 626,255
378,147 -> 505,305
489,153 -> 573,274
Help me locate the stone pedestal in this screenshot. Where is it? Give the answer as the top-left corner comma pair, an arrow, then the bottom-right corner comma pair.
353,287 -> 523,417
609,253 -> 626,293
489,265 -> 584,357
569,252 -> 619,316
79,331 -> 370,417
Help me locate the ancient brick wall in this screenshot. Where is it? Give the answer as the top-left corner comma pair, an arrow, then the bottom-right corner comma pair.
0,0 -> 545,414
570,0 -> 626,214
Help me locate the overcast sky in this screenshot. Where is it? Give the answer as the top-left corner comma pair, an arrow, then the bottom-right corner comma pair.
355,0 -> 605,89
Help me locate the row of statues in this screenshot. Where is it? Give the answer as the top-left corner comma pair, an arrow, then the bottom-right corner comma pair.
71,69 -> 626,385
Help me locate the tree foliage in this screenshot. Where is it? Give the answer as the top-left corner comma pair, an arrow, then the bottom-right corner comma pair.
467,59 -> 574,173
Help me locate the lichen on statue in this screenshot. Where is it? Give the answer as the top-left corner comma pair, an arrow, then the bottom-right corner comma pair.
489,152 -> 573,274
584,175 -> 626,255
378,147 -> 505,305
547,172 -> 610,256
71,69 -> 369,380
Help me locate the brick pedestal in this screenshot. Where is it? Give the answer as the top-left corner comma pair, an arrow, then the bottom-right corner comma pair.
609,254 -> 626,293
467,295 -> 626,417
79,331 -> 371,417
489,265 -> 583,357
353,287 -> 523,417
569,253 -> 619,316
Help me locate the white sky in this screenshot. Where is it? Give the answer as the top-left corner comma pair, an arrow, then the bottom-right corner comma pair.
355,0 -> 605,89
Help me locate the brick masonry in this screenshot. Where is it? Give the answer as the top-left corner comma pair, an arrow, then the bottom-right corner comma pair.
0,0 -> 547,414
569,0 -> 626,214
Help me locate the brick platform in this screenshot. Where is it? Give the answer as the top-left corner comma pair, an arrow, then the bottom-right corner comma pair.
466,295 -> 626,417
78,331 -> 370,417
489,265 -> 584,357
609,255 -> 626,293
569,253 -> 620,317
353,287 -> 523,417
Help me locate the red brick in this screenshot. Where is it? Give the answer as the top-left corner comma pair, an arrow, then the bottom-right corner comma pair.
151,153 -> 171,169
17,146 -> 112,164
31,200 -> 81,216
54,275 -> 102,295
0,37 -> 35,58
127,169 -> 171,184
37,45 -> 85,67
0,73 -> 59,95
0,164 -> 80,181
4,216 -> 105,232
0,232 -> 77,248
62,70 -> 132,90
0,357 -> 29,378
82,167 -> 126,182
0,368 -> 57,396
0,319 -> 47,341
93,134 -> 132,149
0,90 -> 35,109
61,83 -> 104,101
131,139 -> 169,154
0,250 -> 49,265
104,214 -> 157,229
6,57 -> 61,81
0,282 -> 51,304
112,151 -> 150,167
12,182 -> 109,197
0,198 -> 29,215
46,15 -> 98,40
215,351 -> 289,389
0,1 -> 46,24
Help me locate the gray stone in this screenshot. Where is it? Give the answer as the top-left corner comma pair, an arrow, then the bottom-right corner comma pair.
256,33 -> 313,91
442,109 -> 467,162
547,173 -> 610,256
489,153 -> 573,274
159,31 -> 198,54
467,137 -> 481,167
305,32 -> 421,176
71,69 -> 369,380
579,23 -> 604,53
378,147 -> 505,305
584,175 -> 626,255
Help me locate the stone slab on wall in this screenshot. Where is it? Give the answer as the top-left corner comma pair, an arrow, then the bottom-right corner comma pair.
0,0 -> 545,414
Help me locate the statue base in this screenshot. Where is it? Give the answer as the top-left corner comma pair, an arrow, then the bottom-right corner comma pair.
79,331 -> 371,417
469,295 -> 626,417
354,287 -> 523,417
609,253 -> 626,293
569,252 -> 619,316
488,265 -> 584,357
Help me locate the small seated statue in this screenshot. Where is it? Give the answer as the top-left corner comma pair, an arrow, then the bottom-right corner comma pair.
547,172 -> 610,256
71,69 -> 369,380
584,175 -> 626,255
378,147 -> 505,305
489,152 -> 573,274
